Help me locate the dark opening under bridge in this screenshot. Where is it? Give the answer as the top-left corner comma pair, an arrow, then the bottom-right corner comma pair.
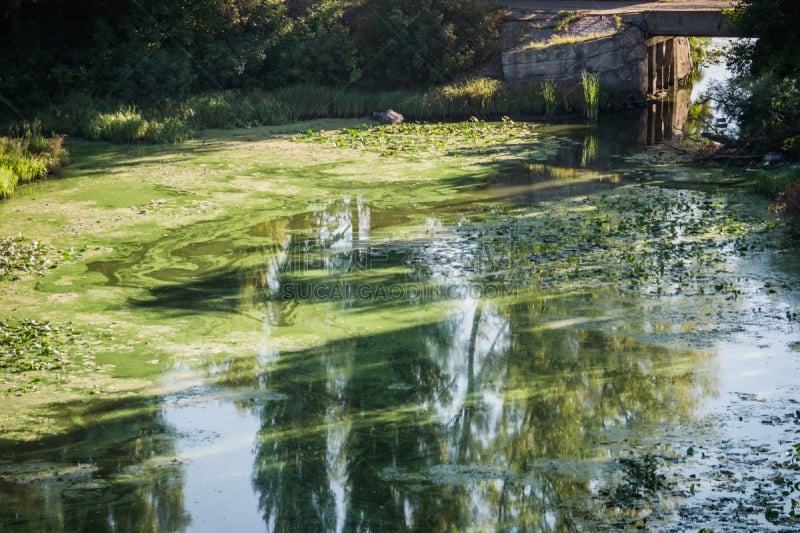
499,1 -> 740,97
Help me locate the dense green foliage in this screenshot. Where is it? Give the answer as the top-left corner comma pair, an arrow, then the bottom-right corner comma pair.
26,78 -> 593,146
717,0 -> 800,227
728,0 -> 800,78
349,0 -> 502,88
0,235 -> 59,279
0,0 -> 501,115
716,0 -> 800,151
0,318 -> 76,376
0,122 -> 68,197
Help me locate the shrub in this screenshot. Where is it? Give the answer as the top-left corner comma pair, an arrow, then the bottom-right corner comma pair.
711,74 -> 800,151
776,181 -> 800,220
273,85 -> 335,121
581,71 -> 600,121
349,0 -> 503,89
85,107 -> 150,143
0,121 -> 68,197
0,165 -> 18,198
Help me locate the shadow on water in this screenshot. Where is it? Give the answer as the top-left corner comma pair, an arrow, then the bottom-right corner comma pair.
3,180 -> 728,530
0,295 -> 714,532
2,45 -> 774,530
440,85 -> 711,208
0,394 -> 191,533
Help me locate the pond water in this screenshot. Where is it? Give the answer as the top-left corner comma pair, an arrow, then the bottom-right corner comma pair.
1,43 -> 799,532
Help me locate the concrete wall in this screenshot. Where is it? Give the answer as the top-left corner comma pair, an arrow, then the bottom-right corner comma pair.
646,36 -> 693,93
502,23 -> 648,94
645,10 -> 734,37
501,17 -> 693,98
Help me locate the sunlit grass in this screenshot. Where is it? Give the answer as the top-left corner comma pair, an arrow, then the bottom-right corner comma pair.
525,31 -> 616,50
0,121 -> 68,198
582,71 -> 600,121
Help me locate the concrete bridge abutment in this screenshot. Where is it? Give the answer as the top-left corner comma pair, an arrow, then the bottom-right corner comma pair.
500,5 -> 730,99
647,36 -> 693,94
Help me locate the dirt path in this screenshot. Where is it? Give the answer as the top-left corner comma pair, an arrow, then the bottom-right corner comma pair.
498,0 -> 737,13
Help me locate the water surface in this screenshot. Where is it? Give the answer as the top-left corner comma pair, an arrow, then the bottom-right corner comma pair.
1,58 -> 799,532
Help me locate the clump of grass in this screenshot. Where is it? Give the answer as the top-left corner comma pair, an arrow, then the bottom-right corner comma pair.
0,166 -> 16,197
273,84 -> 336,121
551,32 -> 615,46
524,32 -> 614,50
85,107 -> 150,143
555,10 -> 582,32
424,78 -> 507,119
540,80 -> 556,118
0,235 -> 60,280
751,166 -> 800,196
183,90 -> 291,127
81,106 -> 192,143
0,121 -> 68,198
0,318 -> 77,378
581,71 -> 600,121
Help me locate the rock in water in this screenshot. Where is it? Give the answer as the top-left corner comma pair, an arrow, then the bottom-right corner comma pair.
372,109 -> 404,125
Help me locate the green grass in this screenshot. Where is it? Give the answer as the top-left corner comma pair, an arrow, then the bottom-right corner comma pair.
0,122 -> 68,198
555,10 -> 582,32
541,80 -> 556,118
582,71 -> 600,121
524,32 -> 615,51
12,74 -> 636,151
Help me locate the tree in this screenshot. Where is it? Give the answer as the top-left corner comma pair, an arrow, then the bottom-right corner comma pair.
712,0 -> 800,152
728,0 -> 800,78
349,0 -> 502,89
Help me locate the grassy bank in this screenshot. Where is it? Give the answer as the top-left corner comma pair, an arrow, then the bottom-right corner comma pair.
0,77 -> 618,198
0,122 -> 68,198
750,165 -> 800,230
26,78 -> 621,146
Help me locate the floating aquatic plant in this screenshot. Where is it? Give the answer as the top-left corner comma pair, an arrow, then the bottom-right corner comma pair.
295,118 -> 539,158
413,187 -> 764,300
0,235 -> 59,280
582,71 -> 600,121
0,319 -> 77,376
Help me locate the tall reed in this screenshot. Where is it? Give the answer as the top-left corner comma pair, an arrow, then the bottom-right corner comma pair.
581,71 -> 600,121
541,80 -> 556,118
0,121 -> 68,198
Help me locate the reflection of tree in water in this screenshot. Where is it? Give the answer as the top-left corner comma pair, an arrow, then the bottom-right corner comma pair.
222,198 -> 717,531
245,296 -> 711,531
0,399 -> 190,532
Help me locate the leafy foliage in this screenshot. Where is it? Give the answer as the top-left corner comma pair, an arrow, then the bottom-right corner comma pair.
0,235 -> 59,280
728,0 -> 800,78
0,0 -> 500,112
715,0 -> 800,230
712,0 -> 800,167
710,74 -> 800,149
0,0 -> 360,110
347,0 -> 503,89
0,318 -> 77,376
0,121 -> 67,197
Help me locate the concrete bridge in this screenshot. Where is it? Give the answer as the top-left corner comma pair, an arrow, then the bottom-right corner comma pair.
498,1 -> 739,97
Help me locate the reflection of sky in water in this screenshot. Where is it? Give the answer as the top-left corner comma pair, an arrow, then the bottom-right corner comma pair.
690,38 -> 741,132
163,398 -> 263,532
5,47 -> 799,531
